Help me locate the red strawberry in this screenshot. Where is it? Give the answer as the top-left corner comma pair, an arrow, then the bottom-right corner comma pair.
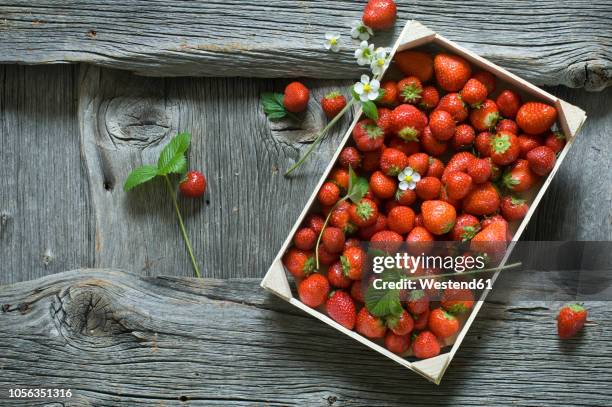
298,273 -> 330,307
369,171 -> 397,199
397,76 -> 423,104
407,152 -> 430,175
344,238 -> 361,250
338,147 -> 362,169
380,148 -> 409,176
557,304 -> 588,339
321,91 -> 347,119
496,118 -> 519,135
445,171 -> 473,200
434,53 -> 472,92
321,227 -> 345,254
362,149 -> 383,172
429,110 -> 456,141
305,214 -> 325,235
359,213 -> 387,240
378,81 -> 399,106
362,0 -> 397,30
503,159 -> 538,192
461,78 -> 488,106
421,126 -> 448,157
413,331 -> 441,359
370,230 -> 404,254
518,134 -> 543,158
326,290 -> 357,329
413,309 -> 430,330
436,93 -> 468,122
282,248 -> 315,279
293,227 -> 316,250
318,245 -> 339,266
317,181 -> 341,206
500,196 -> 529,221
516,102 -> 558,135
441,288 -> 474,314
428,308 -> 460,339
426,157 -> 445,179
467,157 -> 493,184
407,290 -> 429,315
471,217 -> 509,257
349,198 -> 379,227
416,176 -> 442,200
284,82 -> 310,113
179,171 -> 207,198
395,188 -> 416,206
387,205 -> 415,235
329,168 -> 350,192
439,186 -> 461,211
443,152 -> 476,179
391,104 -> 428,141
341,246 -> 366,280
330,201 -> 357,234
490,131 -> 520,165
463,182 -> 500,215
356,308 -> 387,338
450,213 -> 480,241
327,261 -> 352,289
526,146 -> 556,176
470,99 -> 500,131
406,226 -> 434,254
421,200 -> 457,235
452,124 -> 476,149
385,331 -> 411,354
472,71 -> 496,94
496,90 -> 522,119
377,107 -> 394,136
388,137 -> 420,156
419,86 -> 440,110
387,310 -> 415,336
394,51 -> 434,82
350,280 -> 365,302
475,131 -> 493,157
545,131 -> 566,153
353,119 -> 385,152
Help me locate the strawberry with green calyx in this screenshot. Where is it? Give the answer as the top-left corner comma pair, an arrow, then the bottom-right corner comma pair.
349,198 -> 379,227
428,308 -> 460,339
326,290 -> 357,329
470,99 -> 500,131
321,91 -> 347,119
490,131 -> 520,165
450,214 -> 480,241
328,261 -> 352,289
502,159 -> 538,192
419,86 -> 440,110
496,89 -> 522,119
380,148 -> 409,176
436,93 -> 468,122
391,104 -> 428,141
516,102 -> 558,135
421,200 -> 457,235
293,227 -> 317,250
557,303 -> 588,339
441,288 -> 475,314
461,78 -> 488,107
413,331 -> 441,359
362,0 -> 397,30
385,331 -> 411,354
394,50 -> 434,82
298,273 -> 330,308
398,76 -> 423,104
356,308 -> 388,339
353,119 -> 385,152
463,182 -> 500,216
526,145 -> 556,176
282,248 -> 315,279
434,53 -> 472,92
386,310 -> 415,336
342,246 -> 366,280
545,131 -> 566,153
500,196 -> 529,221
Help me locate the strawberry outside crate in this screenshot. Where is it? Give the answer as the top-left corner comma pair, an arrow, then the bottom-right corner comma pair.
261,20 -> 587,384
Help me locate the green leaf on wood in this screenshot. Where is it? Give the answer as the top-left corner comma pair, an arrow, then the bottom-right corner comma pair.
123,165 -> 159,191
261,92 -> 288,120
158,133 -> 191,175
362,100 -> 378,121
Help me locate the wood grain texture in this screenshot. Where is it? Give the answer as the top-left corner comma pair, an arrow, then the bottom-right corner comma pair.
0,1 -> 610,90
1,269 -> 611,406
0,65 -> 92,285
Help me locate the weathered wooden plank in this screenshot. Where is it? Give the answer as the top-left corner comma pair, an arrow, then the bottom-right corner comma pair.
0,65 -> 92,285
1,269 -> 610,406
79,67 -> 355,278
0,1 -> 610,90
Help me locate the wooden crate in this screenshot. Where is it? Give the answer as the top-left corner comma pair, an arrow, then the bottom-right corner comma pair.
261,20 -> 587,384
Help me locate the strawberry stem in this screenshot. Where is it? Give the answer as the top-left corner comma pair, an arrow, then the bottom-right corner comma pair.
285,98 -> 357,176
163,175 -> 202,278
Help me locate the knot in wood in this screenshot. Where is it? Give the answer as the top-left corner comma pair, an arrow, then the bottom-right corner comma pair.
104,96 -> 172,149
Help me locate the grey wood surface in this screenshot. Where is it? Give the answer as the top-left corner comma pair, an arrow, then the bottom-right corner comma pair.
1,269 -> 610,406
1,66 -> 611,285
0,1 -> 610,90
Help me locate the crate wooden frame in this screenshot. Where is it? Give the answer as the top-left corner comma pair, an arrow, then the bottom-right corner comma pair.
261,20 -> 587,384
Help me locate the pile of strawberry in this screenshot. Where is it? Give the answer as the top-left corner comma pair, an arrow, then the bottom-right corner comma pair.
283,49 -> 566,359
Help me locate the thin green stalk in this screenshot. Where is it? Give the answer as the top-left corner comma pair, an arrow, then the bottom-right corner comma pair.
285,98 -> 357,176
163,175 -> 201,278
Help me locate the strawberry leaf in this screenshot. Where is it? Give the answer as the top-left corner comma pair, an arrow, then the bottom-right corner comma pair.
261,92 -> 288,120
361,100 -> 378,121
347,166 -> 369,204
123,165 -> 159,191
157,133 -> 191,175
365,268 -> 404,318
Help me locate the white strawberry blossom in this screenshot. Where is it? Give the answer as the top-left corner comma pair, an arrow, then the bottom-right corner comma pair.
353,74 -> 380,102
350,20 -> 374,41
370,47 -> 390,76
324,33 -> 341,52
354,41 -> 375,66
398,167 -> 421,190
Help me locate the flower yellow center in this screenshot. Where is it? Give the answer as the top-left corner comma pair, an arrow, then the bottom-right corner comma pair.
403,174 -> 413,182
330,38 -> 337,45
377,58 -> 385,66
363,83 -> 372,92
